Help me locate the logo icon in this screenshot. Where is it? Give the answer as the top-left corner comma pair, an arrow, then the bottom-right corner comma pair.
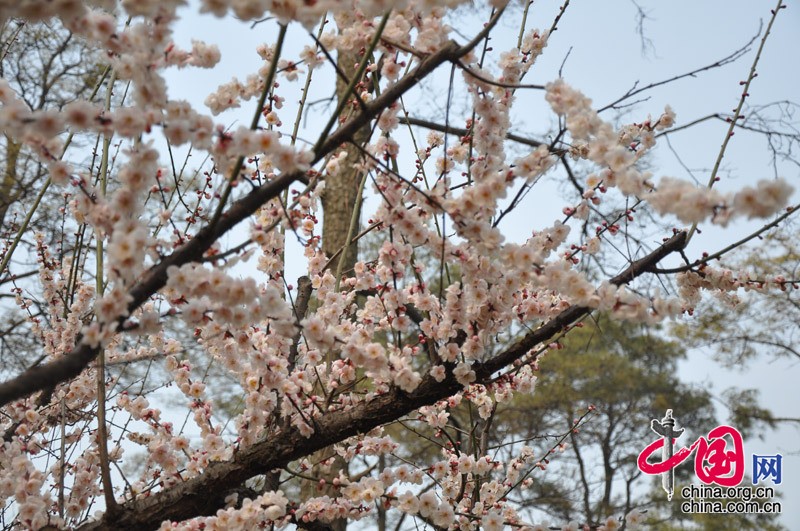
752,454 -> 782,485
637,409 -> 751,494
637,410 -> 784,516
648,409 -> 685,500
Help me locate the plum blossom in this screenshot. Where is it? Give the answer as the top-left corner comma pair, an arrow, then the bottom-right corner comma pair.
0,3 -> 795,531
482,510 -> 505,531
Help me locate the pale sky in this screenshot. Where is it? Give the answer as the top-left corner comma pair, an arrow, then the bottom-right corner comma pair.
162,0 -> 800,527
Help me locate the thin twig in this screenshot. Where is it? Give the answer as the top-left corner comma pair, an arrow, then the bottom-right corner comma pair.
686,0 -> 785,244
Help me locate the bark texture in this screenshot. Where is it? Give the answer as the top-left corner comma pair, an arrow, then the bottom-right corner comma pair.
320,46 -> 372,276
303,36 -> 374,530
75,232 -> 687,530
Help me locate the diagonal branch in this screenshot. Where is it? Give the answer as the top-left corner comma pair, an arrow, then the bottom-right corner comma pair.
478,231 -> 687,376
77,231 -> 686,530
0,172 -> 297,407
0,31 -> 494,408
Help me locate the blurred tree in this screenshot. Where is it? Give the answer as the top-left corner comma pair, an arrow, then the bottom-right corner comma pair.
672,228 -> 799,368
488,316 -> 718,527
1,18 -> 103,229
0,18 -> 105,374
670,226 -> 800,436
400,314 -> 785,529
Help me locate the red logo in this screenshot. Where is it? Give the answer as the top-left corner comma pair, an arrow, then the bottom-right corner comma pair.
638,424 -> 745,487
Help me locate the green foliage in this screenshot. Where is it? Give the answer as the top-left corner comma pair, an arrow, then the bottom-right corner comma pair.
671,228 -> 799,367
499,315 -> 786,530
722,388 -> 777,440
507,315 -> 717,524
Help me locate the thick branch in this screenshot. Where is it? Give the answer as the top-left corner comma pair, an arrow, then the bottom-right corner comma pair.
78,231 -> 686,530
478,231 -> 687,376
0,172 -> 296,407
0,36 -> 479,408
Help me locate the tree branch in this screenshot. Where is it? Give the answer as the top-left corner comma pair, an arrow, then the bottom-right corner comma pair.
0,34 -> 486,408
77,231 -> 687,530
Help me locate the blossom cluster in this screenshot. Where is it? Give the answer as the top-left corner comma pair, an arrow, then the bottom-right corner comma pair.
0,1 -> 796,530
544,79 -> 793,222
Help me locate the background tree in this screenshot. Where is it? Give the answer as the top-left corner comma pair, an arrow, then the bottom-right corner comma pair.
507,316 -> 717,525
508,316 -> 783,530
298,11 -> 377,529
672,225 -> 799,368
0,18 -> 105,374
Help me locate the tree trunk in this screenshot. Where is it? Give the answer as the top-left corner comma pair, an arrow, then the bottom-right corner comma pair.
300,35 -> 374,531
320,45 -> 372,276
0,135 -> 21,232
